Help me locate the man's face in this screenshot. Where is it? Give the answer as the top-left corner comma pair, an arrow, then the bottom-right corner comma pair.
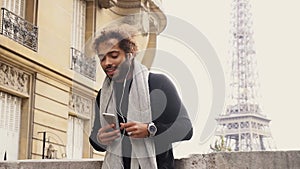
97,38 -> 130,81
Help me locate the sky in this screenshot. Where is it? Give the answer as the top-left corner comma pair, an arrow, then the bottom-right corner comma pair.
154,0 -> 300,157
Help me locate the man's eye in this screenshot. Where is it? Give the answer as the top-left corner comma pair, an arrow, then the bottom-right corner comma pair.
109,51 -> 119,58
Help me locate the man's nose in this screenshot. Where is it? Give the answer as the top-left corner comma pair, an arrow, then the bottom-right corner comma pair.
103,57 -> 112,66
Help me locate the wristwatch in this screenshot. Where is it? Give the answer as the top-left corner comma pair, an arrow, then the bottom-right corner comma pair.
147,122 -> 157,137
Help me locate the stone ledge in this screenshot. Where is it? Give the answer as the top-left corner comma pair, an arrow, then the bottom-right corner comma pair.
0,159 -> 102,169
175,151 -> 300,169
1,151 -> 300,169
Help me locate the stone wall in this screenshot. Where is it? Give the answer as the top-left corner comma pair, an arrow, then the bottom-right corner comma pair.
0,159 -> 102,169
175,151 -> 300,169
1,151 -> 300,169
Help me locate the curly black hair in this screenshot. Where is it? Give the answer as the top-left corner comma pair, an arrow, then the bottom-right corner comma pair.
93,24 -> 138,54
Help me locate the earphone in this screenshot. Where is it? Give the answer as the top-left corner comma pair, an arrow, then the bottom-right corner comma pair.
126,53 -> 134,61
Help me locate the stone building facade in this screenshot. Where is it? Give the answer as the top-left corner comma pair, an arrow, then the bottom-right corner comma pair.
0,0 -> 166,160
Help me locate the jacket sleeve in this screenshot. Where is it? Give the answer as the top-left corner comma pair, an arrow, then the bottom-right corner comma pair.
150,74 -> 193,144
89,90 -> 107,152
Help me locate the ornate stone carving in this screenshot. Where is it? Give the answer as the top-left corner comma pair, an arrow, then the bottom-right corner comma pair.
69,93 -> 93,117
0,62 -> 30,95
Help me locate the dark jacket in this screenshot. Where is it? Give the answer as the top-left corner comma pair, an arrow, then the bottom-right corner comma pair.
89,73 -> 193,169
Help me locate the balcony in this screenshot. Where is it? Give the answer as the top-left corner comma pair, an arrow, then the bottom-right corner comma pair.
0,8 -> 38,52
70,47 -> 96,81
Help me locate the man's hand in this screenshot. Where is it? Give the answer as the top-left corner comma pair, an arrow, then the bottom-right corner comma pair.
120,122 -> 149,138
97,124 -> 120,145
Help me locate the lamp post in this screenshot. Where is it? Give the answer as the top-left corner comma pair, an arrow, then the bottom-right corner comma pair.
38,131 -> 46,159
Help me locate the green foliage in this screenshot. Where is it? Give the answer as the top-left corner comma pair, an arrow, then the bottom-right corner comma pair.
210,136 -> 232,152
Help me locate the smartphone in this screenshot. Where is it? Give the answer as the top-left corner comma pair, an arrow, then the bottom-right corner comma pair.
103,113 -> 117,125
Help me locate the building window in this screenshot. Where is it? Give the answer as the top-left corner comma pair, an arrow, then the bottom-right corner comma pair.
0,91 -> 21,161
0,0 -> 38,51
1,0 -> 25,18
66,116 -> 83,159
70,0 -> 96,80
72,0 -> 86,52
1,0 -> 38,24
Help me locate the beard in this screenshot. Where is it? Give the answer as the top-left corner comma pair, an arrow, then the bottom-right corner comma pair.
111,58 -> 132,82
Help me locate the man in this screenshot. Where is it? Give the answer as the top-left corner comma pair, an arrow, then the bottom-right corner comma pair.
89,24 -> 193,169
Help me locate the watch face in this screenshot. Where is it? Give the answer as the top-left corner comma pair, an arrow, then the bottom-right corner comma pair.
149,125 -> 156,133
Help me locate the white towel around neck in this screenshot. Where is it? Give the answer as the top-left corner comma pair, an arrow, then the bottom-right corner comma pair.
99,60 -> 157,169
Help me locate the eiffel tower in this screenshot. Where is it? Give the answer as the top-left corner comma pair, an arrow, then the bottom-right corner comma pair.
214,0 -> 275,151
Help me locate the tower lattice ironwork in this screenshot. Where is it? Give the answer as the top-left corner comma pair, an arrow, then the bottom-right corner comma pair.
214,0 -> 275,151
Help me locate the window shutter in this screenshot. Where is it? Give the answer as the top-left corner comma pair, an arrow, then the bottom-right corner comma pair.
0,92 -> 5,160
66,116 -> 83,159
1,0 -> 5,8
79,1 -> 86,51
1,0 -> 25,18
0,92 -> 5,129
66,116 -> 74,159
72,0 -> 86,52
1,0 -> 10,9
0,92 -> 21,161
14,0 -> 20,15
72,0 -> 78,50
18,0 -> 25,18
73,118 -> 83,158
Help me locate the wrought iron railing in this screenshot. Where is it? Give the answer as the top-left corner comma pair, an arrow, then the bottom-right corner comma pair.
70,47 -> 96,81
0,8 -> 38,52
